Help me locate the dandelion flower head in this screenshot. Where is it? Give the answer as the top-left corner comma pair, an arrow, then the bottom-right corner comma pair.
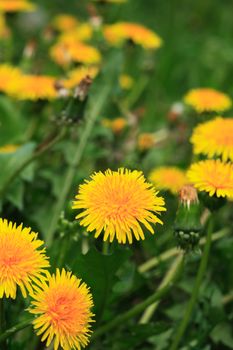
191,117 -> 233,162
187,159 -> 233,198
73,168 -> 166,244
29,269 -> 94,350
104,22 -> 162,49
149,167 -> 188,194
0,218 -> 49,299
184,88 -> 232,113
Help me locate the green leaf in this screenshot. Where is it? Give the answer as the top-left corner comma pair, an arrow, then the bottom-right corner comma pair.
69,247 -> 131,322
210,322 -> 233,348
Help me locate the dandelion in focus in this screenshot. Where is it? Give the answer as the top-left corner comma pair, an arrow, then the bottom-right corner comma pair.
73,168 -> 166,244
104,22 -> 162,49
0,218 -> 49,299
184,88 -> 232,113
187,159 -> 233,198
149,167 -> 188,194
29,268 -> 94,350
191,117 -> 233,162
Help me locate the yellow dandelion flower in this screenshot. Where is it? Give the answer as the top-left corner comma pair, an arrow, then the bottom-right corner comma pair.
187,159 -> 233,198
119,74 -> 134,90
138,133 -> 155,151
0,0 -> 36,12
50,40 -> 101,67
102,117 -> 127,133
0,64 -> 23,94
29,268 -> 94,350
63,66 -> 99,89
104,22 -> 162,50
0,144 -> 19,153
191,117 -> 233,162
0,218 -> 49,299
59,23 -> 93,43
0,13 -> 10,39
9,74 -> 57,100
73,168 -> 166,244
149,167 -> 188,194
52,14 -> 78,32
184,88 -> 232,113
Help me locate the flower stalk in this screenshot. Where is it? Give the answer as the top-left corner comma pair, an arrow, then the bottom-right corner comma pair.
92,254 -> 184,341
170,217 -> 214,350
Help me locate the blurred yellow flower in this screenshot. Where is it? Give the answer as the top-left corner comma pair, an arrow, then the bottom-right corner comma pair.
0,144 -> 19,153
119,74 -> 134,90
104,22 -> 162,49
0,0 -> 36,12
73,168 -> 166,244
138,133 -> 155,151
63,66 -> 99,89
9,74 -> 57,100
0,64 -> 23,93
0,218 -> 49,299
184,88 -> 232,113
50,39 -> 101,67
29,269 -> 94,350
187,159 -> 233,198
0,13 -> 10,39
149,167 -> 188,194
102,117 -> 127,133
52,14 -> 78,32
59,23 -> 93,43
191,117 -> 233,162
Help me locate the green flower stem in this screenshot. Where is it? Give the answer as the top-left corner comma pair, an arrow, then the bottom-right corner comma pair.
46,85 -> 110,247
0,317 -> 34,344
170,217 -> 214,350
138,228 -> 228,274
92,254 -> 184,341
0,299 -> 7,349
0,129 -> 66,199
139,254 -> 184,324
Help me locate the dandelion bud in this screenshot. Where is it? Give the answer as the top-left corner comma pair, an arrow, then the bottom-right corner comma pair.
174,184 -> 202,251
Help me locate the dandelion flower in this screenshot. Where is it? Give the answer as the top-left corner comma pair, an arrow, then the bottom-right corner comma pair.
0,64 -> 23,94
119,74 -> 134,90
187,159 -> 233,198
50,40 -> 101,67
0,144 -> 19,153
149,167 -> 188,194
102,117 -> 127,134
59,24 -> 93,43
184,88 -> 232,113
191,117 -> 233,162
0,0 -> 36,12
29,268 -> 94,350
73,168 -> 166,244
138,133 -> 155,151
104,22 -> 162,50
52,14 -> 78,32
0,218 -> 49,299
9,74 -> 58,100
63,66 -> 99,89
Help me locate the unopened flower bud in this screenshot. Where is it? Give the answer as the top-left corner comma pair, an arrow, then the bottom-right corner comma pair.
174,184 -> 202,252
